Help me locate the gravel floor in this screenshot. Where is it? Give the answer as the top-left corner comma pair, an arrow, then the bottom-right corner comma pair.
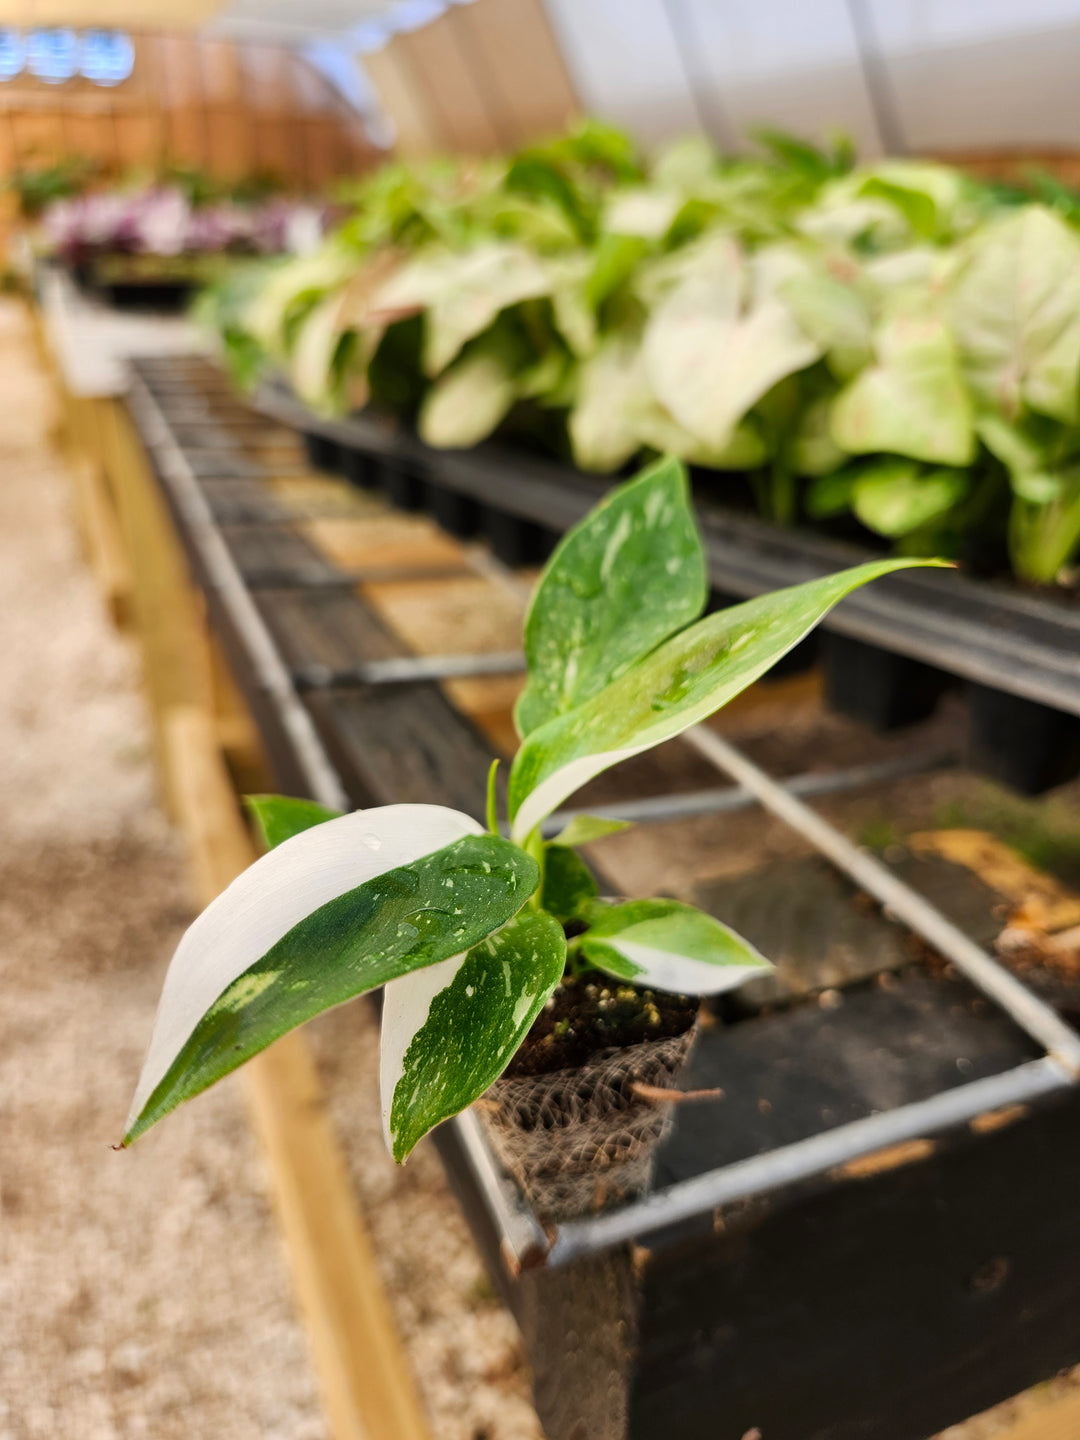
0,301 -> 327,1440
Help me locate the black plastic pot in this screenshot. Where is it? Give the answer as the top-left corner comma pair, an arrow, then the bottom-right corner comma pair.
300,430 -> 344,476
484,508 -> 560,568
822,633 -> 955,731
376,458 -> 424,511
422,480 -> 482,539
967,683 -> 1080,794
342,446 -> 377,489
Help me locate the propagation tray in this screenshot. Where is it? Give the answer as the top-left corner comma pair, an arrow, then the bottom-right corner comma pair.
127,355 -> 1080,1440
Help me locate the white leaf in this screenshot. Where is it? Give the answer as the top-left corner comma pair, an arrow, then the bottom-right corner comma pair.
128,804 -> 483,1132
418,350 -> 518,448
604,187 -> 681,239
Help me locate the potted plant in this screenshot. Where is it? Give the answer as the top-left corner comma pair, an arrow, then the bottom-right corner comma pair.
122,457 -> 937,1218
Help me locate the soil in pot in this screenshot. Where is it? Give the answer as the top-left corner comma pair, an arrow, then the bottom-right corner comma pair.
479,972 -> 699,1223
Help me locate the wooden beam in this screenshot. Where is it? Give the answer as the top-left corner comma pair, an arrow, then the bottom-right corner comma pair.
362,44 -> 443,158
966,1385 -> 1080,1440
68,454 -> 132,629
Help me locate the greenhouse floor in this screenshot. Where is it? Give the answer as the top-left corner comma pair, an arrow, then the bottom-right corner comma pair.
3,292 -> 1080,1440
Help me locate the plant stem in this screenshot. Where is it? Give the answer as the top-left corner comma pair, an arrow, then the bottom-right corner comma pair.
485,758 -> 500,836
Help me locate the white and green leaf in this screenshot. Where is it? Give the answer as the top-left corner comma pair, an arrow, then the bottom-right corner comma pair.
515,457 -> 706,736
567,334 -> 652,471
508,558 -> 945,840
372,242 -> 551,377
949,206 -> 1080,426
578,898 -> 770,995
418,347 -> 519,448
632,396 -> 769,470
643,236 -> 820,451
780,271 -> 872,380
380,909 -> 566,1161
124,805 -> 538,1144
830,304 -> 975,466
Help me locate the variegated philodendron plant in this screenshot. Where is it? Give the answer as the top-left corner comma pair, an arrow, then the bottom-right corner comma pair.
125,457 -> 943,1162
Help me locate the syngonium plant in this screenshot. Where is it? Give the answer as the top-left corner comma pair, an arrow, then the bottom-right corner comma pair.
205,124 -> 1080,585
124,458 -> 943,1162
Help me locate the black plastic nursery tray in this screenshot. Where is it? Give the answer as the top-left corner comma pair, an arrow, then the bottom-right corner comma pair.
255,382 -> 1080,798
127,355 -> 1080,1440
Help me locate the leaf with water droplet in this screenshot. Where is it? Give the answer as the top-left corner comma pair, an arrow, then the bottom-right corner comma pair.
381,910 -> 566,1162
125,808 -> 539,1145
509,557 -> 950,839
515,457 -> 706,738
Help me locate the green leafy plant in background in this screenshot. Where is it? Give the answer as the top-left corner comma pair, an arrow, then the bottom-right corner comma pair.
10,157 -> 99,218
124,458 -> 943,1162
202,120 -> 1080,586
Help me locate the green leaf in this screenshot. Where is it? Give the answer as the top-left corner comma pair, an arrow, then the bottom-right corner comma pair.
587,232 -> 649,306
382,910 -> 566,1161
245,794 -> 342,850
831,304 -> 975,466
789,392 -> 847,477
515,457 -> 706,737
857,163 -> 966,240
851,459 -> 970,537
949,206 -> 1080,425
549,814 -> 632,847
578,898 -> 770,995
540,844 -> 598,921
977,413 -> 1066,502
806,467 -> 857,519
508,558 -> 946,840
125,810 -> 538,1144
1008,469 -> 1080,583
418,348 -> 518,448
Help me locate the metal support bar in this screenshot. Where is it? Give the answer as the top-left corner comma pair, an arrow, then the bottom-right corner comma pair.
540,747 -> 956,836
547,1056 -> 1071,1266
247,561 -> 472,591
683,725 -> 1080,1075
294,650 -> 526,691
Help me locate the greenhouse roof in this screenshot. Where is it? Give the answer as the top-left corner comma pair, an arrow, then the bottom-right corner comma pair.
0,0 -> 456,42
